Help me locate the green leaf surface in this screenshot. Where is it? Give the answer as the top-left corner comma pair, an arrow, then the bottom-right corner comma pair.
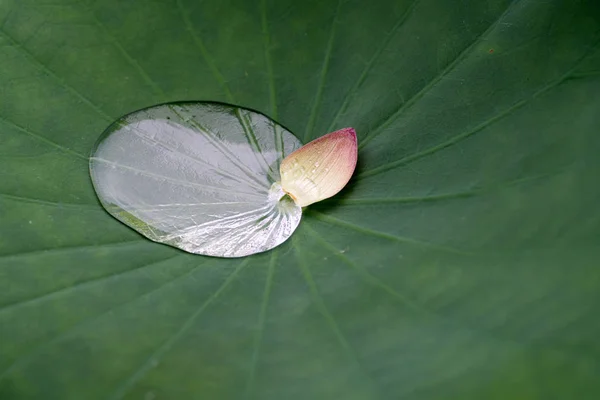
1,0 -> 599,398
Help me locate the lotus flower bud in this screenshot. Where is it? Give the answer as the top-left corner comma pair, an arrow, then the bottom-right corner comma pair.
280,127 -> 358,207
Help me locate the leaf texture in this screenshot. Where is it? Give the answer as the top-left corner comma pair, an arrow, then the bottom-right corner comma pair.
0,0 -> 599,399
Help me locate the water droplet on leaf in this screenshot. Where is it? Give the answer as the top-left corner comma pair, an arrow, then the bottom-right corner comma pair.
90,102 -> 303,258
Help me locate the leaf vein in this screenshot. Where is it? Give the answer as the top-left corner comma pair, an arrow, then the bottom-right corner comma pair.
0,193 -> 99,210
0,257 -> 201,382
175,0 -> 234,102
167,105 -> 268,187
78,1 -> 164,97
326,0 -> 420,132
358,43 -> 600,179
0,27 -> 114,122
358,0 -> 519,149
309,210 -> 469,255
261,0 -> 277,119
245,251 -> 277,398
89,157 -> 264,199
0,240 -> 145,262
235,109 -> 277,178
294,237 -> 379,396
0,116 -> 88,160
303,223 -> 422,312
339,173 -> 553,205
107,259 -> 249,400
0,254 -> 183,314
304,0 -> 343,142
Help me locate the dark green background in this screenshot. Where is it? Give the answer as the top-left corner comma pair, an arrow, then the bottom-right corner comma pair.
1,0 -> 599,398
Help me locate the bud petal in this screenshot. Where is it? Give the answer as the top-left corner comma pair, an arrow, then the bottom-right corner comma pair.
280,127 -> 358,207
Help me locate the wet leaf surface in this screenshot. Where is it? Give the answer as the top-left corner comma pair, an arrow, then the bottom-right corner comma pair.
90,102 -> 302,257
1,0 -> 599,398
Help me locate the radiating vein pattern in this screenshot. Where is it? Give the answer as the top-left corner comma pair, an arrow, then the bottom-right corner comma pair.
1,0 -> 600,398
90,102 -> 303,257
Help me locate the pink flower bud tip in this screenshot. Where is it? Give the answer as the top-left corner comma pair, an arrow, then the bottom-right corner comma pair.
279,127 -> 358,207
